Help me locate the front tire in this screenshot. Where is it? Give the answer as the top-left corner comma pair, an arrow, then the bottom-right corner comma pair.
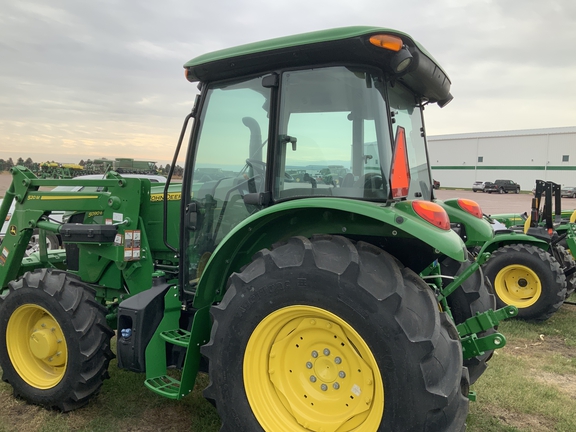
483,244 -> 566,320
202,236 -> 469,431
0,269 -> 114,411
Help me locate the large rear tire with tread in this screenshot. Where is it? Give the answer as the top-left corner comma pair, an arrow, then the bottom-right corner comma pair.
556,245 -> 576,298
0,268 -> 114,411
202,235 -> 469,431
483,244 -> 566,321
441,257 -> 496,384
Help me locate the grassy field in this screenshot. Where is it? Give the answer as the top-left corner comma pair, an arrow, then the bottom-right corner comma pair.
1,302 -> 576,431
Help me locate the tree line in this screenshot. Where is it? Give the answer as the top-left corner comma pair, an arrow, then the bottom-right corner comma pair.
0,157 -> 182,176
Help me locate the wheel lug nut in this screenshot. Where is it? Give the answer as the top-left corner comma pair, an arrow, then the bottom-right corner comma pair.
335,357 -> 342,364
321,384 -> 328,391
306,362 -> 313,369
323,348 -> 330,356
311,350 -> 318,358
333,382 -> 340,390
310,375 -> 317,383
339,371 -> 346,378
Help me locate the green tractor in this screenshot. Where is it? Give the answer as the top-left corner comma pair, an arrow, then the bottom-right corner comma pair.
483,180 -> 576,319
0,27 -> 515,431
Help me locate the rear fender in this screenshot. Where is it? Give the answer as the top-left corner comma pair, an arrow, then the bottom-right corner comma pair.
437,199 -> 494,247
193,198 -> 466,308
478,232 -> 549,255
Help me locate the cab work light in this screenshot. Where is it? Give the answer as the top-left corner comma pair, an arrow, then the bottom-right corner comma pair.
369,34 -> 413,73
457,198 -> 483,219
412,200 -> 451,231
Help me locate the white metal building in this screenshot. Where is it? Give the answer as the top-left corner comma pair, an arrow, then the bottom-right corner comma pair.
428,126 -> 576,190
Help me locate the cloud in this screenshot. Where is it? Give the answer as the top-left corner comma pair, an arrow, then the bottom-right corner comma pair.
0,0 -> 574,164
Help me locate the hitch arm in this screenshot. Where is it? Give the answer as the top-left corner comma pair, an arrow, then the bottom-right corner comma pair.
457,305 -> 518,360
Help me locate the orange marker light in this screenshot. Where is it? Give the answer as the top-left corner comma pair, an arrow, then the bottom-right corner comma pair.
413,200 -> 451,230
457,198 -> 483,219
368,35 -> 403,52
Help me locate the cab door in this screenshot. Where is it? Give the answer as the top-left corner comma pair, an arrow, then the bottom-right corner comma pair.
181,77 -> 272,289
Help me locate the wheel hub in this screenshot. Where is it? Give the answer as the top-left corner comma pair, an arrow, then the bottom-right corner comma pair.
29,328 -> 58,359
268,315 -> 375,431
244,306 -> 383,432
7,304 -> 68,388
495,264 -> 541,308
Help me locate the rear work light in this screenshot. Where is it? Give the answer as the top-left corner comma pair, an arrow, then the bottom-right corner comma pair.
412,200 -> 451,230
457,198 -> 483,219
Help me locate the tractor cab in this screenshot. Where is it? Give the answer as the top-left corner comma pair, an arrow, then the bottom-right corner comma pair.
179,27 -> 451,283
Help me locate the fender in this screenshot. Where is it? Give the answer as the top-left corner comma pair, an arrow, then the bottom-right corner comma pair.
490,213 -> 527,228
193,197 -> 467,308
437,199 -> 494,247
478,231 -> 549,256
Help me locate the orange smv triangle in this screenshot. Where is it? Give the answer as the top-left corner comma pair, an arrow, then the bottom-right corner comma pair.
390,126 -> 410,199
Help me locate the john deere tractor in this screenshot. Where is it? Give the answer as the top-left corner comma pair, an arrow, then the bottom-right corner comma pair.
0,27 -> 515,431
483,180 -> 576,320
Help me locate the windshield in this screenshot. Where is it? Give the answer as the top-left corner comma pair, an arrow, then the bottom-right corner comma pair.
274,67 -> 392,201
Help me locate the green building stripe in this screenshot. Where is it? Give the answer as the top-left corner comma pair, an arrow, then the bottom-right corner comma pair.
432,165 -> 576,171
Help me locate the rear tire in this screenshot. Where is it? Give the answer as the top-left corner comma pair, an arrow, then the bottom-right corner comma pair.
483,244 -> 566,321
0,269 -> 114,411
556,245 -> 576,298
202,236 -> 469,431
441,257 -> 496,383
499,188 -> 504,194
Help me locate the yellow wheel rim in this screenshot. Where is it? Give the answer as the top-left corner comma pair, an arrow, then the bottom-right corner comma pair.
494,264 -> 542,308
6,304 -> 68,389
244,305 -> 384,432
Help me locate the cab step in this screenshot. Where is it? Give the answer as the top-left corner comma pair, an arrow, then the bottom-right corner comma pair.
144,375 -> 182,399
159,329 -> 191,347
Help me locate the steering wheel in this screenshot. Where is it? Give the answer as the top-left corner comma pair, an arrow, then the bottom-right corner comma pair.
362,173 -> 384,189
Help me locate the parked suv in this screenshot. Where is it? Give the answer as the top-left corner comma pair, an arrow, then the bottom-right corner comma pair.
494,179 -> 521,194
472,181 -> 486,192
561,186 -> 576,198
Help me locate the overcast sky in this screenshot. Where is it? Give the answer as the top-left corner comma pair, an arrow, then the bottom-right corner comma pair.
1,0 -> 575,165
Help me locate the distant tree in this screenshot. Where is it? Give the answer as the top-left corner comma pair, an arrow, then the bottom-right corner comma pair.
0,159 -> 6,171
164,164 -> 171,175
24,157 -> 33,168
79,160 -> 85,166
17,157 -> 24,166
7,158 -> 14,169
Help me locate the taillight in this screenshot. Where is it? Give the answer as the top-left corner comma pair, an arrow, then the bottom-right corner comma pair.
457,198 -> 483,219
412,200 -> 450,230
390,126 -> 410,199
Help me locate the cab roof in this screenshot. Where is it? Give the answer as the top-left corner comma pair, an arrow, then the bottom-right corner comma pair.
184,26 -> 452,105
